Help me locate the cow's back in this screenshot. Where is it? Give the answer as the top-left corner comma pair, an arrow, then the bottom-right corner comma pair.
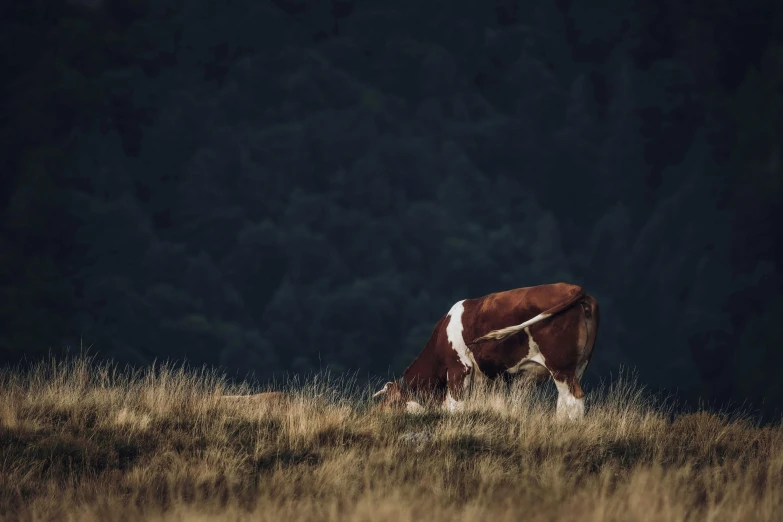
458,283 -> 584,377
463,283 -> 583,345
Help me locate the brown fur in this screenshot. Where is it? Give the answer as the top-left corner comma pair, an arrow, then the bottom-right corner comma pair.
470,283 -> 585,344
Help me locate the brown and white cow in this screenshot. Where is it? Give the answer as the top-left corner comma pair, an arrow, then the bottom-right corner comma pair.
372,283 -> 599,420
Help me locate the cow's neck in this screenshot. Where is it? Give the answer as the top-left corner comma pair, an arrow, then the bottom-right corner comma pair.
399,314 -> 449,398
401,346 -> 444,394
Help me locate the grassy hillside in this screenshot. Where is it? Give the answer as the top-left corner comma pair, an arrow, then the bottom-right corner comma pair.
0,356 -> 781,521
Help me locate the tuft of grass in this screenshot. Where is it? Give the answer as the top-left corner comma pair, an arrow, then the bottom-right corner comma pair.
0,355 -> 781,521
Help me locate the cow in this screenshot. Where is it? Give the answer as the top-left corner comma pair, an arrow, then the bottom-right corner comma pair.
372,283 -> 599,420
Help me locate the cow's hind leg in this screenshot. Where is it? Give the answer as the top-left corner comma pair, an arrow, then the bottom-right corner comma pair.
529,301 -> 590,421
555,297 -> 598,421
552,371 -> 585,421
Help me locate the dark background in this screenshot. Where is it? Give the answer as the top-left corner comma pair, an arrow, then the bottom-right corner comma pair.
2,0 -> 781,417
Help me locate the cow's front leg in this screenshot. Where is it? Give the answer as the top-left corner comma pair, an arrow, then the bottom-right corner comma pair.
443,363 -> 471,413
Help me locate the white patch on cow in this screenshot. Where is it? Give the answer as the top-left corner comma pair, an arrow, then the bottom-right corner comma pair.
406,401 -> 425,414
443,391 -> 464,413
446,300 -> 472,370
506,326 -> 547,374
553,378 -> 585,421
525,327 -> 547,366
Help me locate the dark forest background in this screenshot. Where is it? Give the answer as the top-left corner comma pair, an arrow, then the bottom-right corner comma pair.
1,0 -> 781,417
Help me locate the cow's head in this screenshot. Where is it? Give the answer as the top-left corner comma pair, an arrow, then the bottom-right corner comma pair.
371,380 -> 424,413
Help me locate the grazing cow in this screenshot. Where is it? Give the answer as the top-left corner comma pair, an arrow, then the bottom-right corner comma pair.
372,283 -> 599,420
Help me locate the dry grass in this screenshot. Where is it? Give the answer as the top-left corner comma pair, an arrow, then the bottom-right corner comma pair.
0,355 -> 781,522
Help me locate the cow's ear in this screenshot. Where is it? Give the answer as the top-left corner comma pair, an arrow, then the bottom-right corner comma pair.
372,382 -> 392,398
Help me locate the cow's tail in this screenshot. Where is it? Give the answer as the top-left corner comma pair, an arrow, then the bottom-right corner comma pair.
468,287 -> 586,345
